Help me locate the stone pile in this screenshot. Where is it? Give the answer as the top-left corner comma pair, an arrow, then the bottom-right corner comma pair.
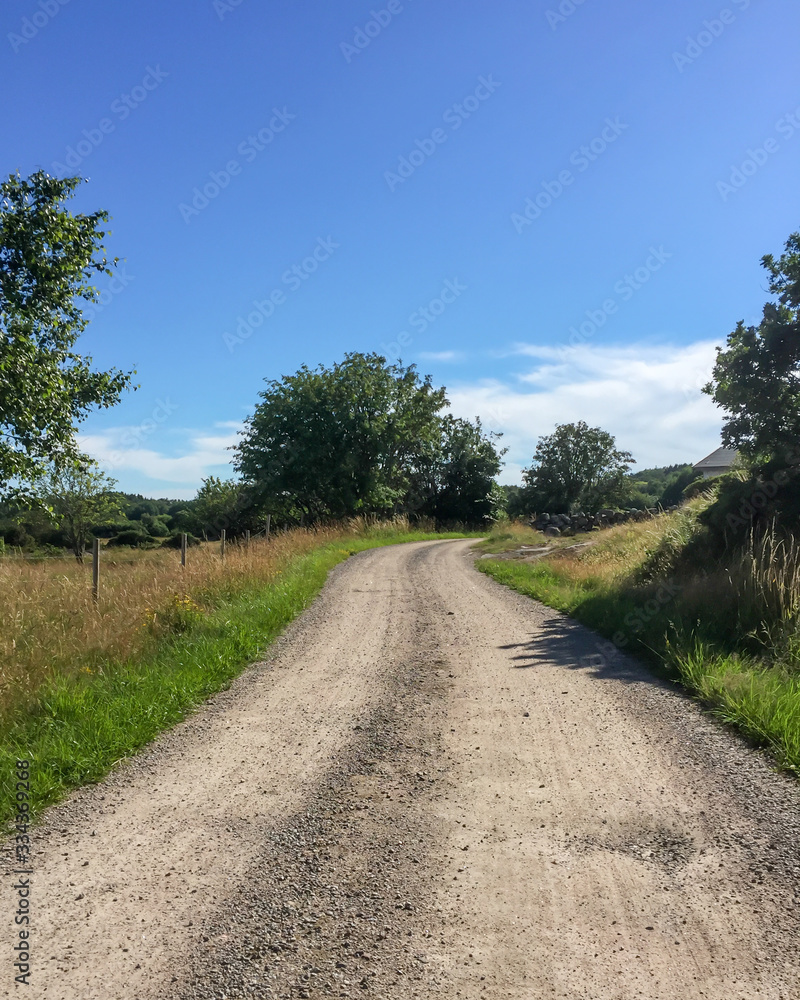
532,507 -> 677,536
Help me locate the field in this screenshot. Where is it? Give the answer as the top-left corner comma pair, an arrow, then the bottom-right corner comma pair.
0,521 -> 474,824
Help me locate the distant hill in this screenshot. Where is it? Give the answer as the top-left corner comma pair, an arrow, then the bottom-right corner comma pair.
628,464 -> 702,508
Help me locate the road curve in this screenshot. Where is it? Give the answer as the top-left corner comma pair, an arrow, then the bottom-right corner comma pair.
6,539 -> 800,999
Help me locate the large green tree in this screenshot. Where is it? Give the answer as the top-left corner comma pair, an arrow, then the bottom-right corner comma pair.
704,230 -> 800,469
234,353 -> 504,524
234,353 -> 446,521
522,421 -> 634,513
427,416 -> 505,523
0,171 -> 134,493
192,476 -> 260,539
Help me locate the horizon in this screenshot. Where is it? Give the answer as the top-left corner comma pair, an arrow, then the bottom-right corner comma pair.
3,0 -> 799,499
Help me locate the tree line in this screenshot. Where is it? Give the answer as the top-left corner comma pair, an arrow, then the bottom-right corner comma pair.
2,169 -> 798,557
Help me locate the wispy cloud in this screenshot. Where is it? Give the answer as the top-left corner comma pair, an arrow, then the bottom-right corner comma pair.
76,339 -> 725,495
78,423 -> 241,492
418,350 -> 466,363
446,339 -> 724,481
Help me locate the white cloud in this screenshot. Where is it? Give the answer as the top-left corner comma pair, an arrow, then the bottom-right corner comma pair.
77,422 -> 241,491
446,339 -> 725,483
418,350 -> 465,362
74,340 -> 727,495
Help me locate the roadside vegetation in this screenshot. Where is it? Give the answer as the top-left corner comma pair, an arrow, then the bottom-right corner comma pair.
481,229 -> 800,776
479,487 -> 800,774
0,520 -> 476,827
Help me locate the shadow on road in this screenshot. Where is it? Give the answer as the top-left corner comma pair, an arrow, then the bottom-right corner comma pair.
499,617 -> 670,688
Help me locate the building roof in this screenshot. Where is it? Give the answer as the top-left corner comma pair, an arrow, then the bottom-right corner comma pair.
693,446 -> 739,470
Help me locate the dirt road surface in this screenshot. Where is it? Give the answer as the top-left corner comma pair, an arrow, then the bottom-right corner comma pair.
6,539 -> 800,999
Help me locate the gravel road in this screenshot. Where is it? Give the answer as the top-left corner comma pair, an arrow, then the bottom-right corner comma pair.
6,538 -> 800,999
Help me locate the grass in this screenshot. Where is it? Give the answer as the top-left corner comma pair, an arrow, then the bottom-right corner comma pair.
478,514 -> 800,775
0,522 -> 476,827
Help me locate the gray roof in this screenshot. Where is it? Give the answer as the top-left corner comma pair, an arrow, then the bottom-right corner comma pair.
693,446 -> 739,470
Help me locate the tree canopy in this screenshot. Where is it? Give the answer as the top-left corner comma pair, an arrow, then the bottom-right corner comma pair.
0,171 -> 134,493
521,421 -> 634,513
234,352 -> 504,524
704,230 -> 800,470
35,458 -> 122,561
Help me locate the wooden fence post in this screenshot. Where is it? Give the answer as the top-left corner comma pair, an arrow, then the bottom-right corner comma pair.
265,514 -> 271,542
181,532 -> 187,567
92,538 -> 100,604
245,529 -> 251,549
220,529 -> 226,559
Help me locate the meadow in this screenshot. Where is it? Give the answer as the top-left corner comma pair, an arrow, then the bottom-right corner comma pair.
0,521 -> 474,825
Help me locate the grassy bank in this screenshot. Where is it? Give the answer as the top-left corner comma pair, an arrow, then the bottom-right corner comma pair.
478,511 -> 800,775
0,524 -> 473,826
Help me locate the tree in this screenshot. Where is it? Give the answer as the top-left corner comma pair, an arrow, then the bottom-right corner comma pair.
234,353 -> 447,521
522,421 -> 634,512
37,459 -> 123,561
192,476 -> 258,539
0,171 -> 134,493
425,416 -> 505,523
704,230 -> 800,470
503,483 -> 528,520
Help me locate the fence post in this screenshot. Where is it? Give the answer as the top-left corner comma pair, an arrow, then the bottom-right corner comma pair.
92,538 -> 100,604
245,529 -> 251,549
181,532 -> 187,567
265,514 -> 271,542
220,529 -> 226,559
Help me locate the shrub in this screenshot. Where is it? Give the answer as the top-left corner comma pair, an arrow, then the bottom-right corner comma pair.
145,518 -> 171,538
91,520 -> 144,539
107,529 -> 152,548
160,532 -> 201,549
142,593 -> 205,634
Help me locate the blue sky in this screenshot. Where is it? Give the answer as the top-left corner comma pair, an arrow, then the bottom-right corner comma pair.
3,0 -> 799,497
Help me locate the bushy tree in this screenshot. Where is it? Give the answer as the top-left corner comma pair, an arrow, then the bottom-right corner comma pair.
36,458 -> 122,561
522,421 -> 634,513
192,476 -> 259,539
704,230 -> 800,470
235,353 -> 505,525
0,172 -> 135,493
235,353 -> 446,520
503,483 -> 528,520
426,416 -> 505,523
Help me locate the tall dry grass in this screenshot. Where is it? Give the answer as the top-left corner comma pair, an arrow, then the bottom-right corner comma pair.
0,521 -> 368,716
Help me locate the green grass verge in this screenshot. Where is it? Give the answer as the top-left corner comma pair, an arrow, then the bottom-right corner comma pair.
478,554 -> 800,776
0,531 -> 473,828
